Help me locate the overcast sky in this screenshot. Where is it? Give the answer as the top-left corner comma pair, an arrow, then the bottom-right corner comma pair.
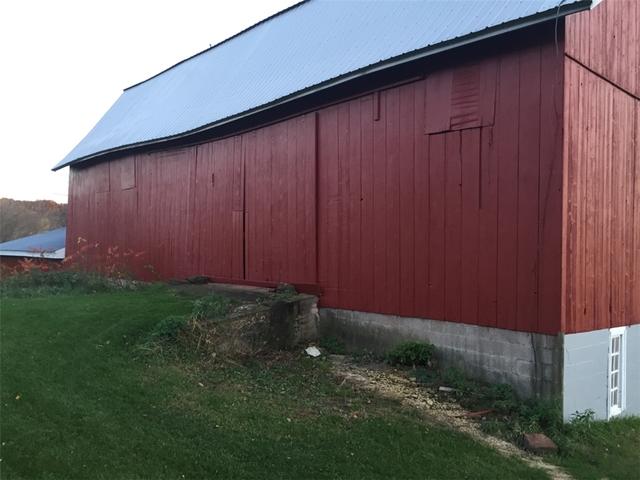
0,0 -> 297,203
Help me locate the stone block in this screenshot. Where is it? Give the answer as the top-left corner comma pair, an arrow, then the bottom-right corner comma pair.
522,433 -> 557,455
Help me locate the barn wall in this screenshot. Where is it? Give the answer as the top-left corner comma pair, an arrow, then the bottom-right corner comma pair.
67,32 -> 565,334
562,1 -> 640,333
565,0 -> 640,99
317,37 -> 565,334
67,115 -> 317,283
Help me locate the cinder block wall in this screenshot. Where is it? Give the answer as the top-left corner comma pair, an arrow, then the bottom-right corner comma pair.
319,308 -> 563,399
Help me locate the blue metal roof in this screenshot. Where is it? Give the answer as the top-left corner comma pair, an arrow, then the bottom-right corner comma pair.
54,0 -> 593,170
0,228 -> 66,255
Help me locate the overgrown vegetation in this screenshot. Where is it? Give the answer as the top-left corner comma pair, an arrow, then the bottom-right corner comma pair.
414,365 -> 567,440
140,293 -> 237,357
191,294 -> 234,320
554,415 -> 640,480
319,336 -> 347,355
410,365 -> 639,479
146,314 -> 188,342
0,269 -> 139,297
386,341 -> 435,367
1,235 -> 152,281
1,290 -> 548,479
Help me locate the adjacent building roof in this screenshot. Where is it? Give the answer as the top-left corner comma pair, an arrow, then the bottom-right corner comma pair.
0,228 -> 66,259
54,0 -> 595,170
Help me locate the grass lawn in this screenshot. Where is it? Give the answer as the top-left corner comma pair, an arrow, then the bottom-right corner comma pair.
0,288 -> 548,480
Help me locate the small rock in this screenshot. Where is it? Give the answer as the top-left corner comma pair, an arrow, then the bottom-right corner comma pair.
339,373 -> 367,387
522,433 -> 558,455
305,346 -> 321,357
438,386 -> 457,393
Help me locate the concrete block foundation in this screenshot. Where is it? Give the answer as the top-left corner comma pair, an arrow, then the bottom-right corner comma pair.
319,308 -> 563,399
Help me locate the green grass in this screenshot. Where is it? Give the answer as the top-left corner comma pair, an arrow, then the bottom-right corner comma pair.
0,288 -> 548,479
554,416 -> 640,480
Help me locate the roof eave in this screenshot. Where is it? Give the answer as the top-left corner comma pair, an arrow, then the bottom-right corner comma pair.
0,248 -> 66,259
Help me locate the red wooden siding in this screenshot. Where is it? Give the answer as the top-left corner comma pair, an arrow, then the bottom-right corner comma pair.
562,59 -> 640,333
244,114 -> 317,284
562,0 -> 640,333
68,34 -> 566,334
566,0 -> 640,99
67,114 -> 317,285
317,38 -> 565,334
194,138 -> 244,280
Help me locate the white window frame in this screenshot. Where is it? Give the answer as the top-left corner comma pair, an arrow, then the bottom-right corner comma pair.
607,326 -> 627,419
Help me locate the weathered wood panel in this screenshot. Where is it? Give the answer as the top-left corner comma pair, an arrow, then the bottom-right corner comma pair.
566,0 -> 640,98
244,113 -> 317,284
563,58 -> 639,333
194,138 -> 243,281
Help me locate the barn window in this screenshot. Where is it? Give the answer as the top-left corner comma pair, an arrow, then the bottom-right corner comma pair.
608,327 -> 626,418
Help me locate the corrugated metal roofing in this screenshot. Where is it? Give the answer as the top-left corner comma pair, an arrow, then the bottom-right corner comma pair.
54,0 -> 594,170
0,228 -> 66,258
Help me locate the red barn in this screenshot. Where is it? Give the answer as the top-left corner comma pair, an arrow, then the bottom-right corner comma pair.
55,0 -> 639,420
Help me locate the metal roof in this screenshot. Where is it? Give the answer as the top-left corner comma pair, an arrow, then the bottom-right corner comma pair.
0,228 -> 66,259
54,0 -> 594,170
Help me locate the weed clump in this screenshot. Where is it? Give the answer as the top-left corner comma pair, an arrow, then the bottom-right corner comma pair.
192,295 -> 233,321
141,293 -> 244,359
147,315 -> 188,341
386,341 -> 435,367
319,336 -> 347,355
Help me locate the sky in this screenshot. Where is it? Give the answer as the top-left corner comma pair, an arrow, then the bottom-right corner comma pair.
0,0 -> 297,204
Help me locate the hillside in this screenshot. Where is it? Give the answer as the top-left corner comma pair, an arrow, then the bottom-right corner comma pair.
0,198 -> 67,242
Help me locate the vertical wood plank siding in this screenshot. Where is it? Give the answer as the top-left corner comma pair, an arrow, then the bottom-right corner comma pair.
563,0 -> 640,333
317,38 -> 563,334
566,0 -> 640,99
67,35 -> 565,334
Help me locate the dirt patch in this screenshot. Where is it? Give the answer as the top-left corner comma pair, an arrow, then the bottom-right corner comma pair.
329,355 -> 573,480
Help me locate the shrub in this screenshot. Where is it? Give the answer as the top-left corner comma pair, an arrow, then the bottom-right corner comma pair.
147,315 -> 188,341
386,341 -> 435,367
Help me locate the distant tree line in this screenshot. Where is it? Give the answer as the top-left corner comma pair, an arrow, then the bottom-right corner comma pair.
0,198 -> 67,242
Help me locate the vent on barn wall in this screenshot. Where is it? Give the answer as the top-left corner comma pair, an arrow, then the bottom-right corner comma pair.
425,59 -> 497,134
